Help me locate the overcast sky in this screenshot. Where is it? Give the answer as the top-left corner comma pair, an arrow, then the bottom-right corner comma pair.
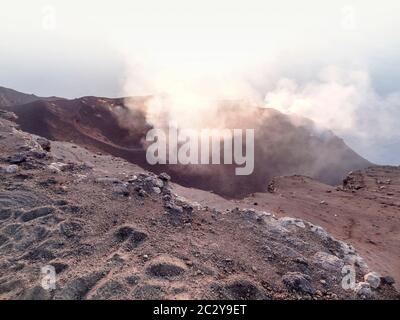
0,0 -> 399,164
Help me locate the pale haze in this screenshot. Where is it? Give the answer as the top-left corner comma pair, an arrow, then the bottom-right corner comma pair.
0,0 -> 399,164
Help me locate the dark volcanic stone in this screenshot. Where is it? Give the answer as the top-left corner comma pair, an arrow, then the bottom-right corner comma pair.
217,280 -> 266,300
91,280 -> 128,300
36,137 -> 51,152
0,208 -> 12,220
23,248 -> 56,262
2,223 -> 23,239
113,184 -> 129,196
27,150 -> 47,159
114,226 -> 148,249
114,226 -> 135,242
0,191 -> 47,208
18,285 -> 52,300
54,271 -> 107,300
282,272 -> 315,295
38,178 -> 58,187
59,205 -> 81,214
59,220 -> 83,238
381,276 -> 395,286
0,279 -> 24,294
54,199 -> 68,206
132,284 -> 165,300
20,207 -> 54,222
0,234 -> 9,246
125,275 -> 140,286
224,282 -> 261,300
159,172 -> 171,181
125,231 -> 148,250
7,153 -> 27,164
51,262 -> 69,274
147,262 -> 185,278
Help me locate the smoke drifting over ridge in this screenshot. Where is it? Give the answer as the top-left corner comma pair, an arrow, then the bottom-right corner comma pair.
121,52 -> 400,165
121,50 -> 263,130
117,46 -> 376,195
265,66 -> 400,164
110,0 -> 400,165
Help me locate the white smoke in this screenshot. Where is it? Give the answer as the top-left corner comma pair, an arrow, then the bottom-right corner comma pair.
112,0 -> 400,165
120,44 -> 266,130
264,66 -> 400,164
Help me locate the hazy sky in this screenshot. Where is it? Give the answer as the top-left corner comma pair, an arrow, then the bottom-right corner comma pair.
0,0 -> 399,164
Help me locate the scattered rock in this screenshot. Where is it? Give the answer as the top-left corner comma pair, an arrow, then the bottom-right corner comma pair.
159,172 -> 171,182
125,231 -> 148,250
146,257 -> 186,279
112,184 -> 129,196
22,248 -> 56,262
0,234 -> 9,246
262,240 -> 302,261
0,190 -> 49,209
214,279 -> 266,300
0,208 -> 12,220
279,217 -> 306,229
381,276 -> 395,286
125,275 -> 140,286
2,223 -> 23,239
91,280 -> 128,300
0,110 -> 17,121
364,272 -> 381,289
0,279 -> 24,294
18,285 -> 52,300
58,205 -> 81,214
114,226 -> 135,242
7,153 -> 27,164
38,177 -> 58,187
137,188 -> 147,197
2,165 -> 18,174
152,187 -> 161,194
148,177 -> 164,189
282,272 -> 315,294
132,284 -> 165,300
20,206 -> 54,222
48,162 -> 68,173
59,220 -> 83,238
127,175 -> 137,183
107,253 -> 125,266
54,271 -> 107,300
113,226 -> 148,249
36,137 -> 51,152
354,282 -> 373,299
165,202 -> 184,215
352,255 -> 370,274
54,199 -> 68,206
51,262 -> 69,274
313,251 -> 344,273
28,150 -> 48,160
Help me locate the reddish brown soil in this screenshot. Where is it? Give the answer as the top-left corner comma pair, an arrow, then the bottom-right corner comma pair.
175,169 -> 400,290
